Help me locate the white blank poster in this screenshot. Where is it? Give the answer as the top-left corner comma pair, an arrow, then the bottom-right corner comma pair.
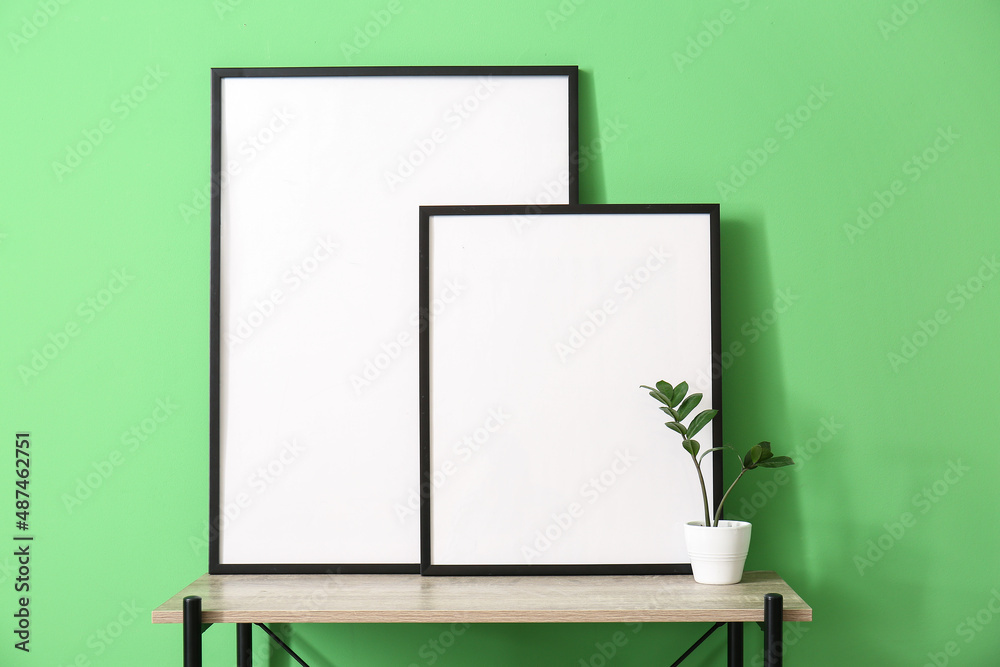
213,68 -> 575,570
423,206 -> 718,573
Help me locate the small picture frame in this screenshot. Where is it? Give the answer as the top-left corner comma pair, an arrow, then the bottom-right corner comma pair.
419,204 -> 721,575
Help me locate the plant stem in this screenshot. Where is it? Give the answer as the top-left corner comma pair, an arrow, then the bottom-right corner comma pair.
713,468 -> 748,527
692,454 -> 711,527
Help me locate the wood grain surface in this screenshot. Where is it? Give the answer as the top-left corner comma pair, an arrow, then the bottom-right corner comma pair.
152,571 -> 811,624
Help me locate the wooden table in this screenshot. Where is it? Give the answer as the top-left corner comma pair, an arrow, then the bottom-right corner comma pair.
153,570 -> 811,666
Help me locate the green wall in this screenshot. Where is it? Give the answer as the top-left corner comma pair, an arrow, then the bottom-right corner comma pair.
3,0 -> 998,665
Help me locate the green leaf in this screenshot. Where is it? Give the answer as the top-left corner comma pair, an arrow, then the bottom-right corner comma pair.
659,406 -> 679,419
672,381 -> 689,405
676,393 -> 702,421
682,439 -> 700,457
748,444 -> 763,465
757,442 -> 774,462
687,409 -> 717,437
655,380 -> 673,397
665,422 -> 687,437
757,456 -> 795,468
640,385 -> 671,406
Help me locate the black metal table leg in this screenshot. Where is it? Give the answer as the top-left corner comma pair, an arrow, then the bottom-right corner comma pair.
728,622 -> 743,667
764,593 -> 783,667
237,623 -> 252,666
183,596 -> 202,667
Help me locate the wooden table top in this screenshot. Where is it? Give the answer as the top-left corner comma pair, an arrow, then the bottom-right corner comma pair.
152,571 -> 811,624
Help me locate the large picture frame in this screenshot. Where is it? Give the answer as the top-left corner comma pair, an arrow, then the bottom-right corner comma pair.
211,66 -> 578,573
419,204 -> 721,575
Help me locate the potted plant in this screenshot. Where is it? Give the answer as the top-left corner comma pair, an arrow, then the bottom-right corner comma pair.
641,380 -> 794,584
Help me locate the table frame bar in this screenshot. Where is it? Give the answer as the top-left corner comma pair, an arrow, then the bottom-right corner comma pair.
180,593 -> 786,667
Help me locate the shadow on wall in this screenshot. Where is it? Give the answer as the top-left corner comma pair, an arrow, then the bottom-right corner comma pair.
577,69 -> 609,205
718,213 -> 809,664
719,215 -> 901,665
718,213 -> 804,570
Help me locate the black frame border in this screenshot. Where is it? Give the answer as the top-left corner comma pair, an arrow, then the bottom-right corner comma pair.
418,203 -> 722,576
210,66 -> 579,575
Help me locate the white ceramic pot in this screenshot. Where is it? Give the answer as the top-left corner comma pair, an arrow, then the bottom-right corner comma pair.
684,520 -> 752,585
